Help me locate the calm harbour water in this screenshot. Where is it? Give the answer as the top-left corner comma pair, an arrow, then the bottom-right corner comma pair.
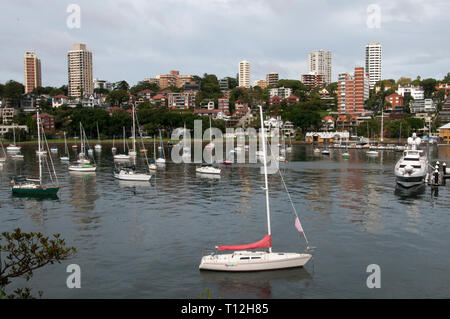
1,143 -> 449,299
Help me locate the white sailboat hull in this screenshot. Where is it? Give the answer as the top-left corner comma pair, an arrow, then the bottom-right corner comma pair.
113,171 -> 151,181
68,165 -> 97,172
196,166 -> 221,174
199,251 -> 312,272
114,154 -> 130,160
7,146 -> 21,152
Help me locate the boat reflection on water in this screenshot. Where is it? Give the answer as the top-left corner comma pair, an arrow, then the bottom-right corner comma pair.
394,184 -> 426,199
117,179 -> 152,189
200,267 -> 312,299
11,192 -> 59,201
196,172 -> 221,180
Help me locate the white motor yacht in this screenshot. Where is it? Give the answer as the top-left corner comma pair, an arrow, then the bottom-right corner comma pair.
394,133 -> 428,188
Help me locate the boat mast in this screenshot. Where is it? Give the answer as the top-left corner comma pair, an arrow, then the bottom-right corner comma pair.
259,105 -> 272,253
64,131 -> 68,156
37,110 -> 42,186
79,122 -> 83,155
132,105 -> 136,152
123,126 -> 126,152
97,122 -> 101,144
380,108 -> 384,143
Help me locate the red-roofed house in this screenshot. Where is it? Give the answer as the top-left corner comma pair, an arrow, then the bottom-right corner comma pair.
152,94 -> 166,106
286,95 -> 300,105
137,89 -> 154,100
322,116 -> 335,130
269,95 -> 282,106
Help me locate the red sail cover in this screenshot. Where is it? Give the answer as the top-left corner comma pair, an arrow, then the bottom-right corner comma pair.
216,235 -> 272,251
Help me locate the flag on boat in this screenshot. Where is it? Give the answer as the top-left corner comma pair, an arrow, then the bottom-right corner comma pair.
216,235 -> 271,251
294,217 -> 303,233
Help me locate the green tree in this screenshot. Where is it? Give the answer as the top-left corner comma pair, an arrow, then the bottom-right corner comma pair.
0,228 -> 76,299
114,80 -> 130,91
4,80 -> 25,107
106,89 -> 129,106
421,78 -> 437,98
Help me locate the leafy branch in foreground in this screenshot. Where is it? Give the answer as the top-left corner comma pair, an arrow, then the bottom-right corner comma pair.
0,228 -> 76,299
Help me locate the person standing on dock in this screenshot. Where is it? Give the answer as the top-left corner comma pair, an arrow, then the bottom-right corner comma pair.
434,169 -> 440,185
443,162 -> 447,175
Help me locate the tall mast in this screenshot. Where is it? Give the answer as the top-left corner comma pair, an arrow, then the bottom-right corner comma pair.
209,117 -> 212,142
79,122 -> 83,154
132,105 -> 136,152
380,108 -> 384,143
37,110 -> 42,185
123,126 -> 126,152
64,131 -> 68,155
259,106 -> 271,253
97,122 -> 100,143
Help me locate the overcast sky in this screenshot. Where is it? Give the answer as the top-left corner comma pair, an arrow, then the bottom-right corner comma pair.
1,0 -> 449,87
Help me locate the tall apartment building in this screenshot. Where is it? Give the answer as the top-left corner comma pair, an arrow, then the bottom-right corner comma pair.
24,51 -> 42,94
308,50 -> 332,85
67,44 -> 93,97
365,42 -> 382,90
337,67 -> 370,114
238,61 -> 251,88
266,72 -> 279,87
301,72 -> 324,88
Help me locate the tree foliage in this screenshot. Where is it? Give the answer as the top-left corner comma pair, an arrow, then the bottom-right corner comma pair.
0,228 -> 76,299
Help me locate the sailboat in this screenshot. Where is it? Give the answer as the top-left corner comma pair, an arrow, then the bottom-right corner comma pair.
148,136 -> 157,170
111,135 -> 117,153
114,108 -> 152,181
11,110 -> 60,196
114,127 -> 130,160
95,122 -> 102,151
286,136 -> 292,153
68,123 -> 97,172
182,123 -> 191,159
342,136 -> 350,159
128,105 -> 137,157
60,131 -> 70,162
204,117 -> 215,150
199,106 -> 311,271
6,126 -> 21,152
156,129 -> 166,164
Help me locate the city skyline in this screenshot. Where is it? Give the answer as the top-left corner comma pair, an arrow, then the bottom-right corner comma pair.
1,0 -> 449,87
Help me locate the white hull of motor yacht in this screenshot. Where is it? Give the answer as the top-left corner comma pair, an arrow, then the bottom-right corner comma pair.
199,251 -> 311,272
395,172 -> 427,188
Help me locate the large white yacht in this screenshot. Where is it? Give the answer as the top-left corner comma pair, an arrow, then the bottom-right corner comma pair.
394,133 -> 428,188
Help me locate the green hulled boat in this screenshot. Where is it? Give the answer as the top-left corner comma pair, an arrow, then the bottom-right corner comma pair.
11,110 -> 60,196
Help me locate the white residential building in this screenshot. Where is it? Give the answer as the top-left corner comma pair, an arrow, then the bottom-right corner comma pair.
238,60 -> 251,88
308,50 -> 332,84
396,85 -> 425,100
365,42 -> 382,90
269,87 -> 292,99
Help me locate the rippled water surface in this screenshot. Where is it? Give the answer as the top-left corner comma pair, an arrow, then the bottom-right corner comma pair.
1,144 -> 449,298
